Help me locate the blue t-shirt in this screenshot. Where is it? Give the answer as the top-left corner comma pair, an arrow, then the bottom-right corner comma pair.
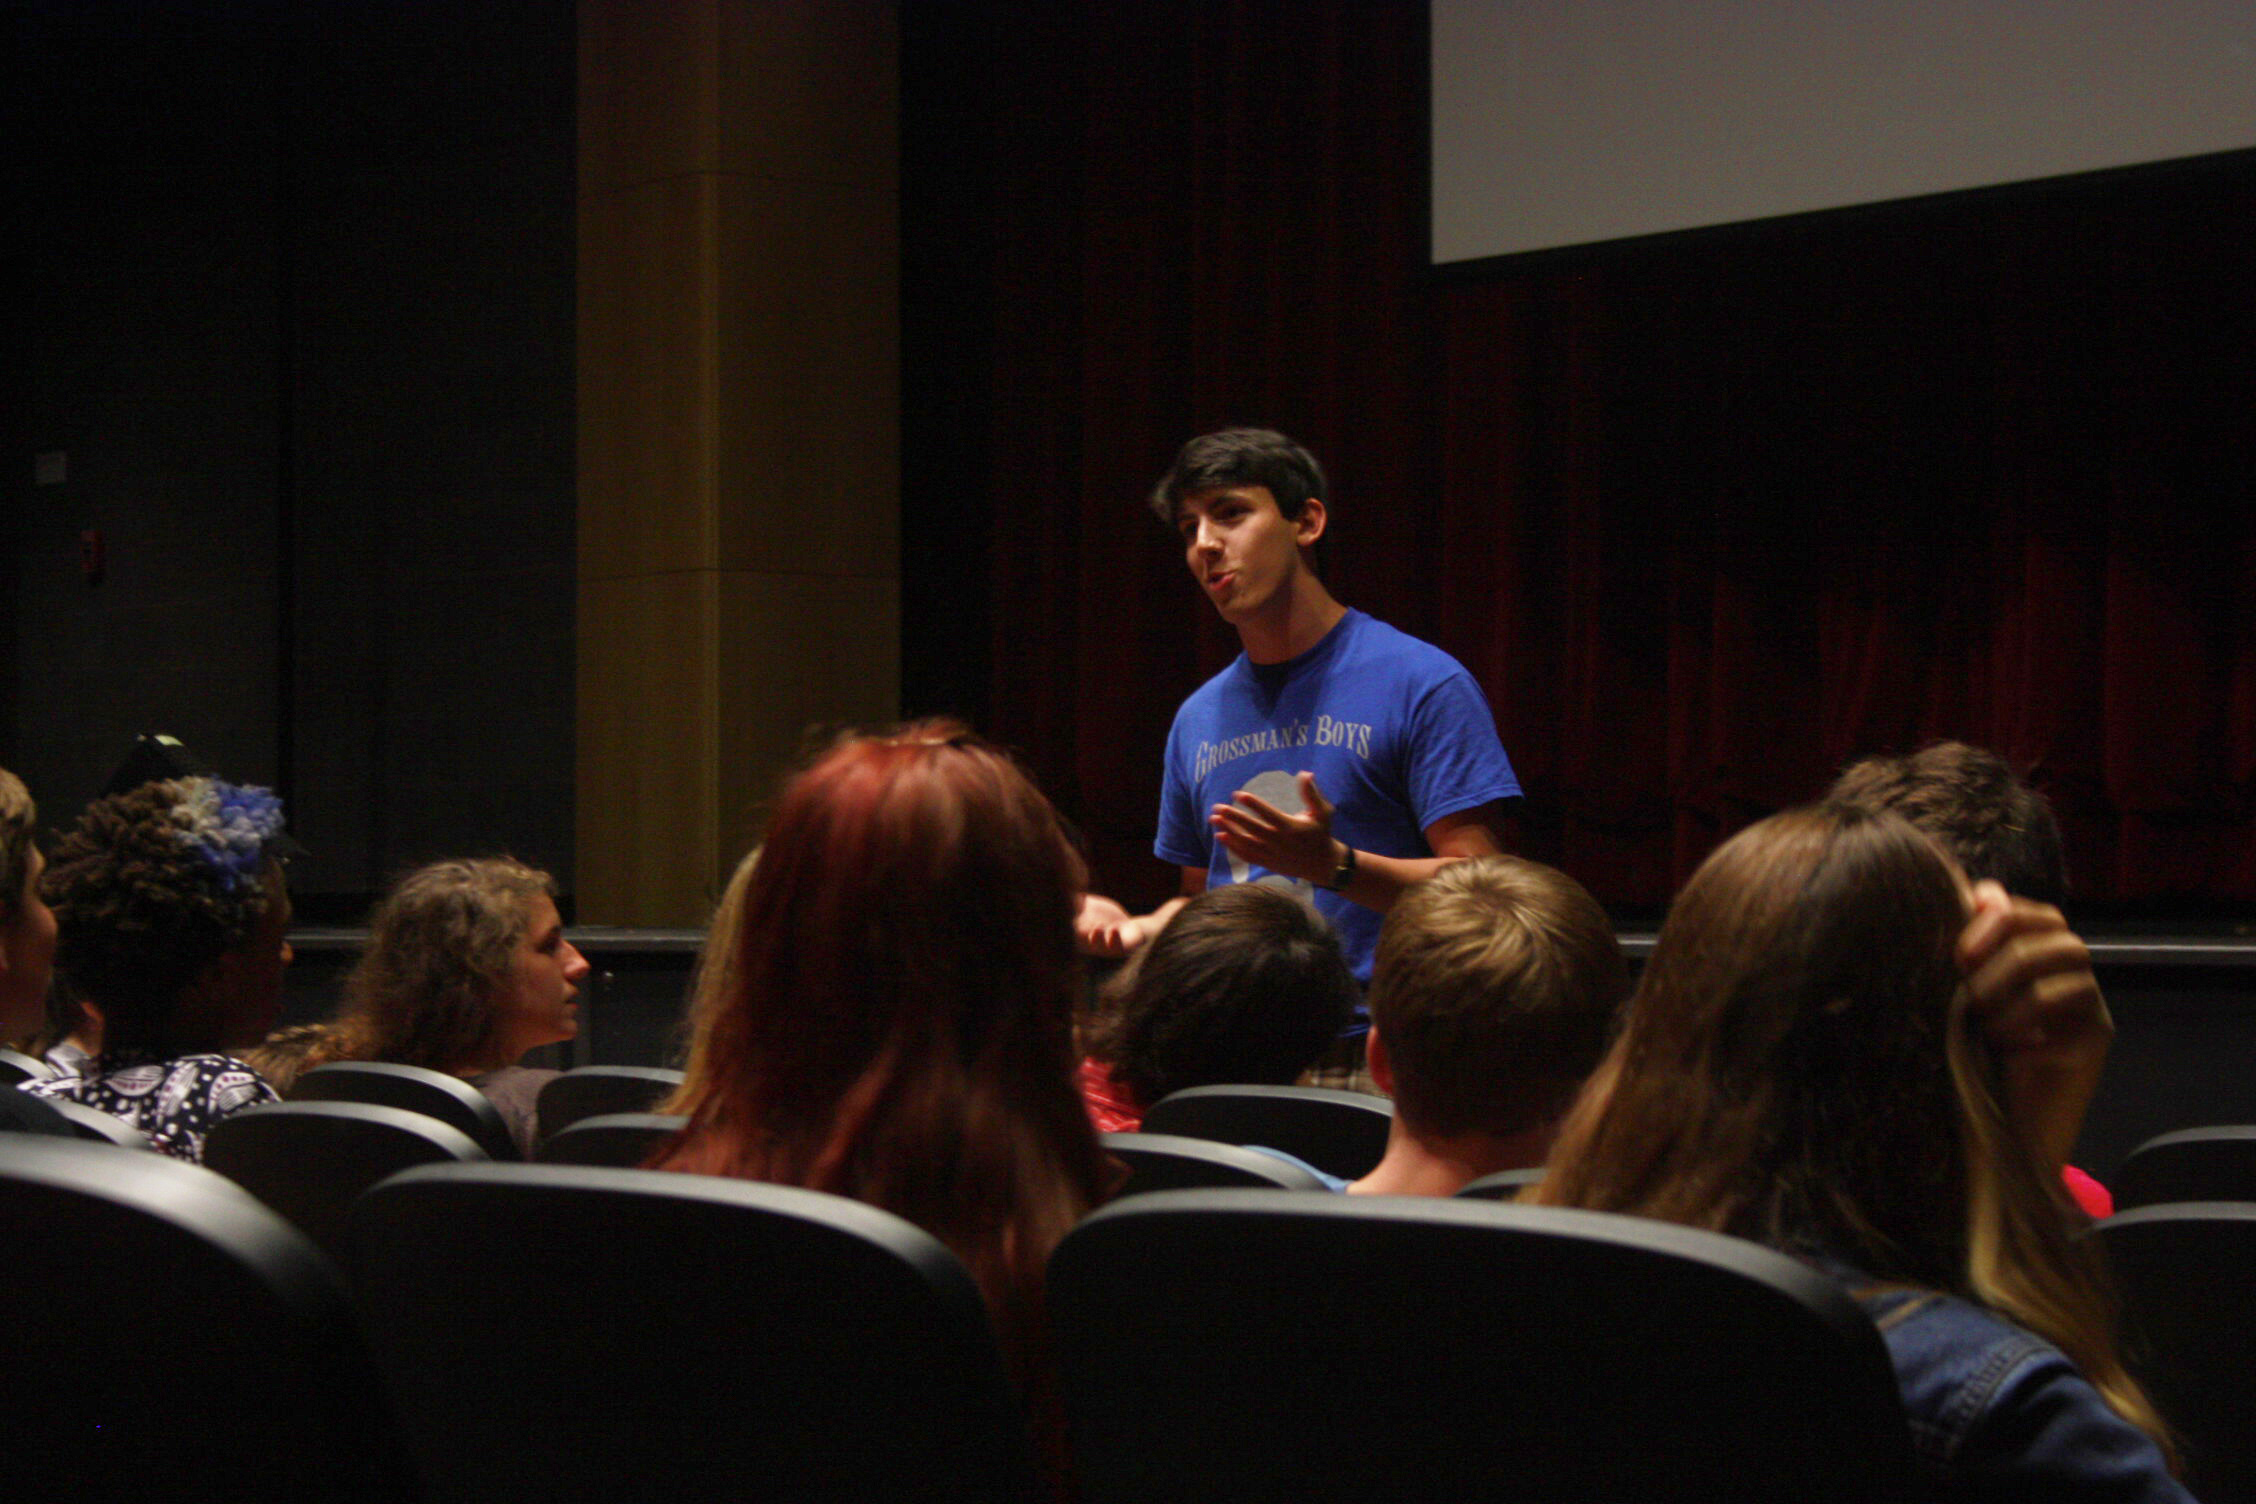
1156,609 -> 1521,992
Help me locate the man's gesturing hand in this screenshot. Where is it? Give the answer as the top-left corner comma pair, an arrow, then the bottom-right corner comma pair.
1210,772 -> 1341,885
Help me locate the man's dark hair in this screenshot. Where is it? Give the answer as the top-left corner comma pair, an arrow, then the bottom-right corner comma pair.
1091,883 -> 1357,1107
1149,427 -> 1329,527
1826,741 -> 2068,905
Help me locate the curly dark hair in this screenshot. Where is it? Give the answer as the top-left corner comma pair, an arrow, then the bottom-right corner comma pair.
1091,883 -> 1358,1108
43,779 -> 285,1032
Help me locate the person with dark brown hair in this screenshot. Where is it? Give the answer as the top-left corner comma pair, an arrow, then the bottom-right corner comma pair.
651,721 -> 1111,1408
1533,803 -> 2186,1500
27,778 -> 293,1160
1830,741 -> 2069,905
1829,740 -> 2114,1218
1348,856 -> 1625,1195
1078,428 -> 1521,1094
1078,883 -> 1358,1133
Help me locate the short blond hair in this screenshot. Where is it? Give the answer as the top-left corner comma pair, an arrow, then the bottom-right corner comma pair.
0,767 -> 34,916
1368,857 -> 1625,1140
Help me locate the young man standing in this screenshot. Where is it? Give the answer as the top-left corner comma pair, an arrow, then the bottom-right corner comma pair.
1081,429 -> 1520,1076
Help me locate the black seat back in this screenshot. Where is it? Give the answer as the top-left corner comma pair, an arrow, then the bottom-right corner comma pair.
1453,1165 -> 1546,1199
46,1097 -> 153,1148
1048,1191 -> 1913,1504
2113,1126 -> 2256,1209
1103,1130 -> 1332,1193
1140,1084 -> 1393,1178
352,1162 -> 1043,1504
292,1059 -> 518,1160
205,1099 -> 486,1261
2091,1202 -> 2256,1502
0,1135 -> 411,1500
535,1110 -> 686,1167
0,1044 -> 52,1082
535,1064 -> 684,1143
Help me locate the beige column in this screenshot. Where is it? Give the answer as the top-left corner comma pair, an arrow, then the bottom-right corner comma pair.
577,1 -> 900,924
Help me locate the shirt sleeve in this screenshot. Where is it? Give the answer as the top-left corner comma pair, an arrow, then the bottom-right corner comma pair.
1403,666 -> 1522,830
1951,1347 -> 2195,1504
1155,719 -> 1211,869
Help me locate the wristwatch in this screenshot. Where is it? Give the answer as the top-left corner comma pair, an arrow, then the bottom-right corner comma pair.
1323,841 -> 1358,892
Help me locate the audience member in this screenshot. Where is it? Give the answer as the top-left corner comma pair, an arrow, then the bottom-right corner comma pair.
26,778 -> 293,1160
0,766 -> 72,1136
1078,883 -> 1358,1133
1829,741 -> 2112,1217
1534,803 -> 2185,1499
651,721 -> 1111,1414
1830,741 -> 2067,903
254,857 -> 588,1155
1347,856 -> 1624,1195
31,986 -> 101,1077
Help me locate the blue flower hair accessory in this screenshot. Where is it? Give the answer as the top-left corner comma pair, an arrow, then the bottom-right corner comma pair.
166,777 -> 288,893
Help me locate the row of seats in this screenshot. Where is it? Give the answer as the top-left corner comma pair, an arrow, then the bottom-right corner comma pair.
0,1131 -> 1923,1503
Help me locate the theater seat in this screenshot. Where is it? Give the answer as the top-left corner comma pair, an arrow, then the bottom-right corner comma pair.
1048,1190 -> 1913,1504
2091,1202 -> 2256,1503
1453,1166 -> 1545,1200
205,1099 -> 486,1262
535,1110 -> 685,1167
352,1162 -> 1043,1504
534,1064 -> 683,1142
2112,1126 -> 2256,1209
1102,1130 -> 1333,1194
0,1044 -> 52,1082
1140,1083 -> 1394,1179
293,1059 -> 518,1160
0,1135 -> 413,1501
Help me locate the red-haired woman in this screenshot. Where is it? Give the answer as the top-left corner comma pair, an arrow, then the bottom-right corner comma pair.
652,721 -> 1111,1448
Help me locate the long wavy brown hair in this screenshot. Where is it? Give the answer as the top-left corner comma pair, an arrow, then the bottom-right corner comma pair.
326,858 -> 556,1075
653,721 -> 1110,1361
1534,802 -> 2171,1455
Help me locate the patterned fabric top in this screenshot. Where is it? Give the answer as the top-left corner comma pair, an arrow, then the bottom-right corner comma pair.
28,1050 -> 278,1162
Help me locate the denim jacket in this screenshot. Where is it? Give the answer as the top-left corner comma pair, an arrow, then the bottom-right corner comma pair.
1845,1278 -> 2194,1503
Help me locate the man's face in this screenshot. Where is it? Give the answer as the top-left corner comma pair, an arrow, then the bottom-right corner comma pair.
1176,484 -> 1320,626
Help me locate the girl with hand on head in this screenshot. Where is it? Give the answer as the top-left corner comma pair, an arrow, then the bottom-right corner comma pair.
1534,803 -> 2186,1503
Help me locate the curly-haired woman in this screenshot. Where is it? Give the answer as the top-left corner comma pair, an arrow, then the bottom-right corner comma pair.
28,778 -> 294,1161
256,857 -> 588,1156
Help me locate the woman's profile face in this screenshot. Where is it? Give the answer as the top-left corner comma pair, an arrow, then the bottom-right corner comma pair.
0,845 -> 58,1039
486,895 -> 589,1064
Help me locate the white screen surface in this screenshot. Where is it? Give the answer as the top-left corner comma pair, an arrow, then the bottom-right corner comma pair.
1432,1 -> 2256,265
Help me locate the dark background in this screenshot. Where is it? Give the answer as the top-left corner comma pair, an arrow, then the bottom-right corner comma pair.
5,0 -> 2254,931
2,0 -> 576,921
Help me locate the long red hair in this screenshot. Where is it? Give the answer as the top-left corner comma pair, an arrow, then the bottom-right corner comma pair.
653,721 -> 1109,1352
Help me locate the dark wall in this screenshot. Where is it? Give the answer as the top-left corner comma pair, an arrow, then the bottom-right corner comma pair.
2,0 -> 576,920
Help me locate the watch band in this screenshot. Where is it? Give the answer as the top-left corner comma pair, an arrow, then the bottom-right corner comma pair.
1324,841 -> 1358,892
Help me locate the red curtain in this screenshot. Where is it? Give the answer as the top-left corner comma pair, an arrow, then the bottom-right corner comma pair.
932,1 -> 2256,911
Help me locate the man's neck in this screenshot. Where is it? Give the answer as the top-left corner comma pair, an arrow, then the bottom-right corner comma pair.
1238,575 -> 1348,665
1347,1119 -> 1554,1197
